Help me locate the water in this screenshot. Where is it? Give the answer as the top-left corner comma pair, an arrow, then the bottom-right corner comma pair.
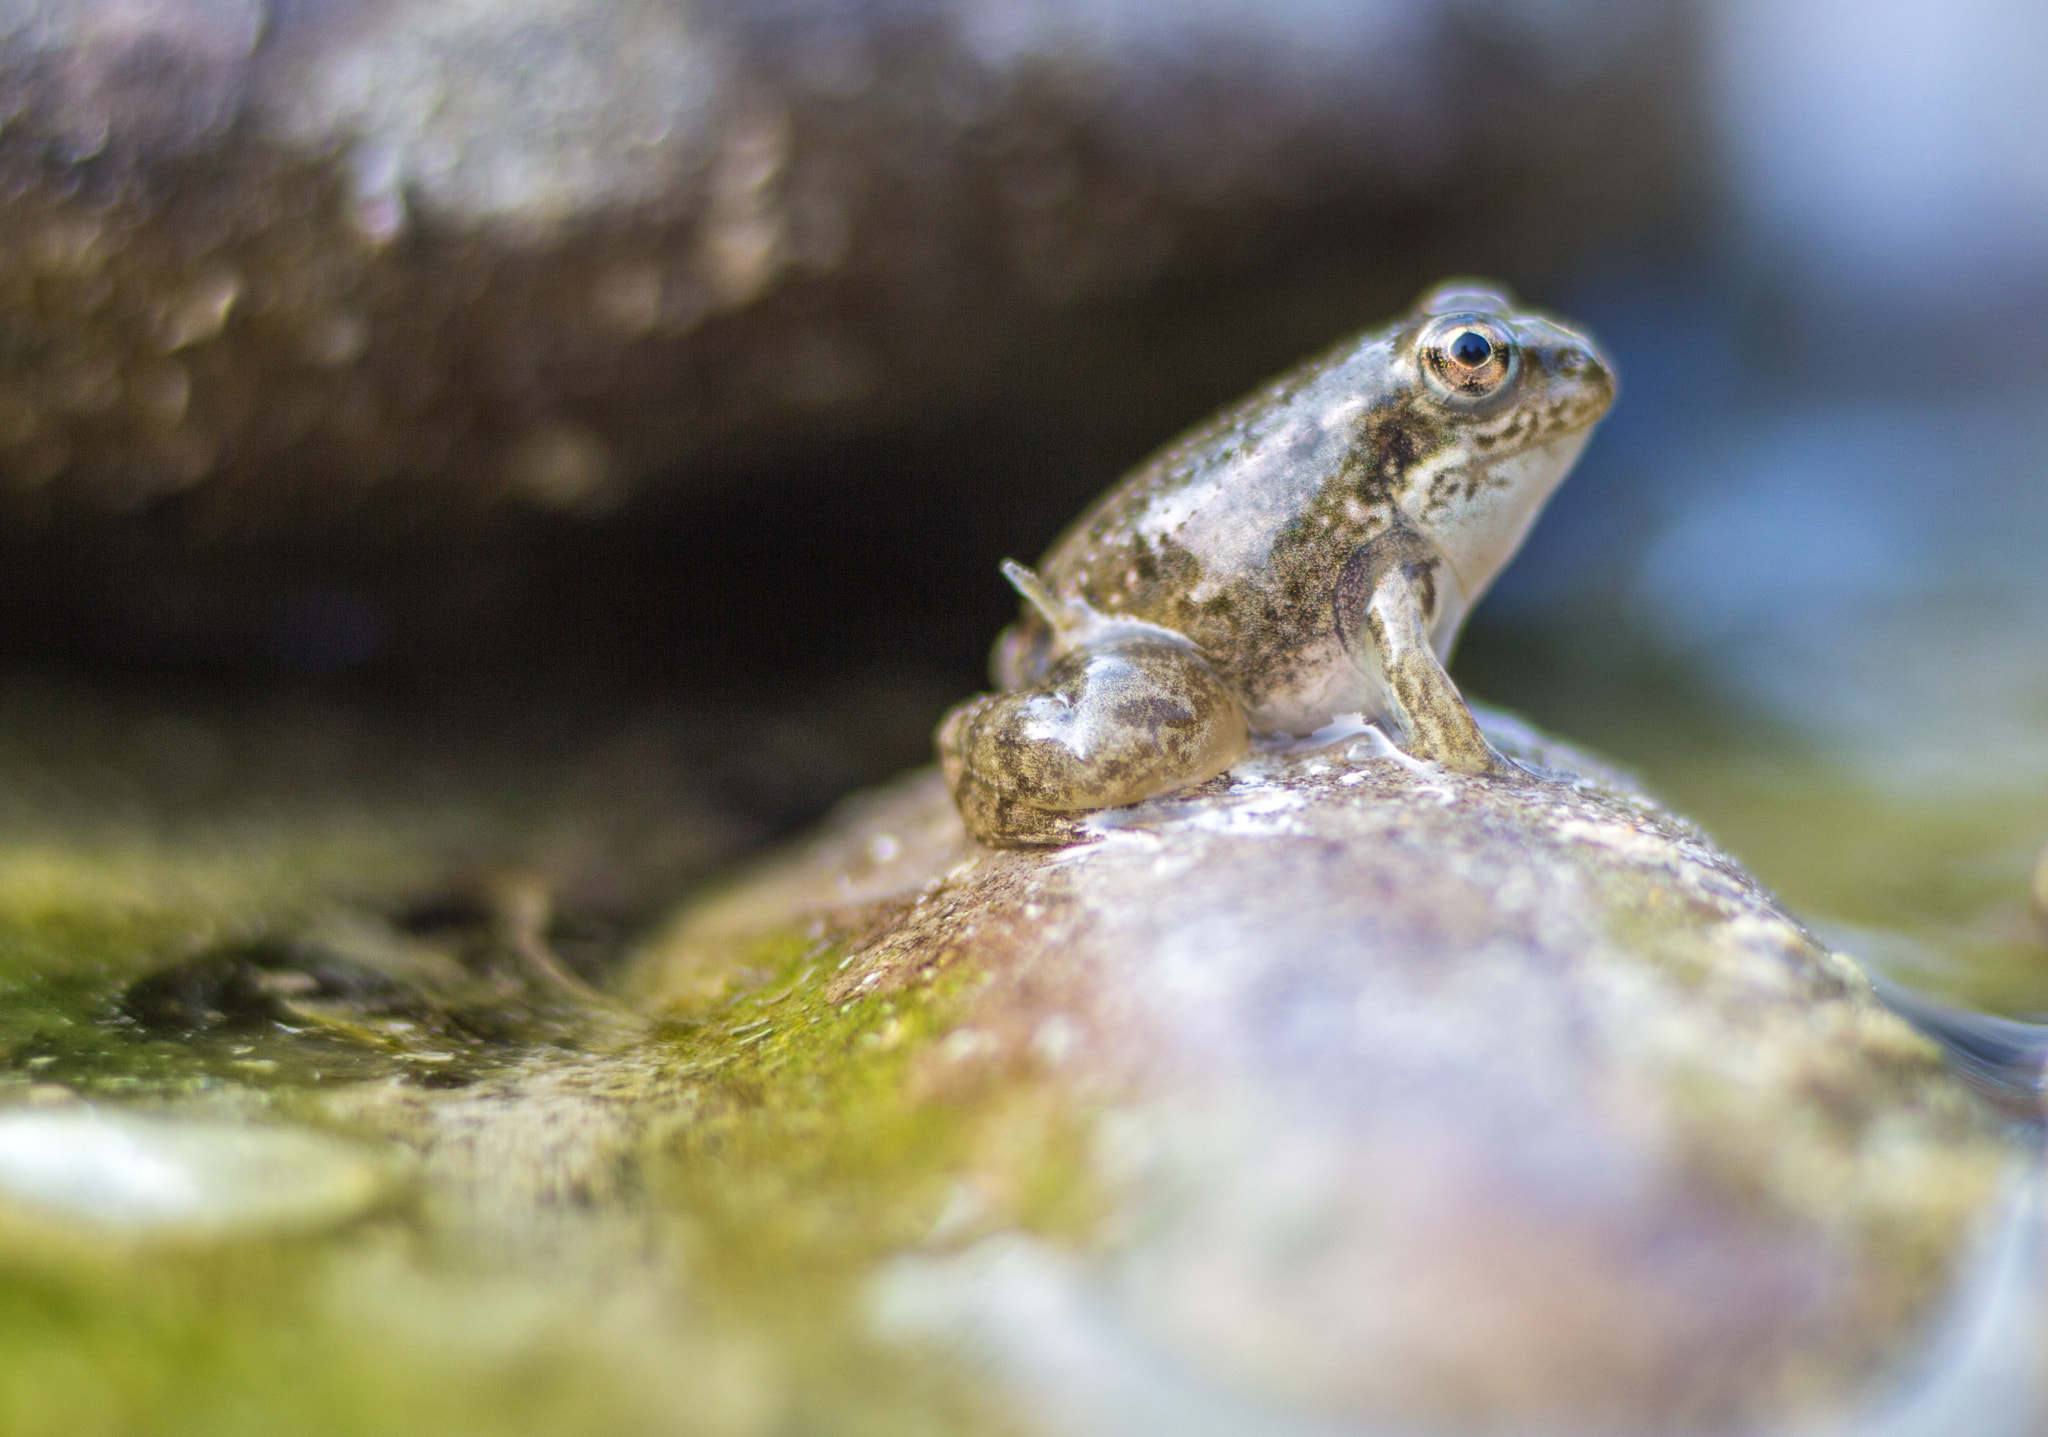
1463,268 -> 2048,1021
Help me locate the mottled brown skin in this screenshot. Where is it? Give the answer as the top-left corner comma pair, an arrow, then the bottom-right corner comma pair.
941,281 -> 1615,847
940,638 -> 1249,846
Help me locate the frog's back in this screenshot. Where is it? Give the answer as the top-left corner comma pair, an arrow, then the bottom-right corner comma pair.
1040,331 -> 1376,595
1006,327 -> 1408,717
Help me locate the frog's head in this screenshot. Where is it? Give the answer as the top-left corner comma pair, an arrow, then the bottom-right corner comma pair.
1391,280 -> 1615,620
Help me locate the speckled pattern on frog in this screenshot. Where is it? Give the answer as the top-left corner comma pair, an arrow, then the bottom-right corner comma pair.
940,281 -> 1615,847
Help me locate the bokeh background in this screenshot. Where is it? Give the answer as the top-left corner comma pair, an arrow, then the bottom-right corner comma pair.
0,0 -> 2041,1009
0,4 -> 2042,1434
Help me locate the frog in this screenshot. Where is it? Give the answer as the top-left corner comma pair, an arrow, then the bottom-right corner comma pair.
937,281 -> 1616,847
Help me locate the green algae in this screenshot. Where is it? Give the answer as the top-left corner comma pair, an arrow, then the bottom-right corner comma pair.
635,929 -> 1099,1412
0,680 -> 1028,1437
0,642 -> 2033,1433
1458,620 -> 2048,1017
0,1235 -> 799,1437
0,902 -> 1052,1436
623,942 -> 1022,1434
1637,762 -> 2048,1015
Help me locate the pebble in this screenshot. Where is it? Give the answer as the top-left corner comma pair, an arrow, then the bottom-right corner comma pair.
0,1108 -> 387,1239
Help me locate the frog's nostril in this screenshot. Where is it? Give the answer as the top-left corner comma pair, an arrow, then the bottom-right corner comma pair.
1560,351 -> 1604,382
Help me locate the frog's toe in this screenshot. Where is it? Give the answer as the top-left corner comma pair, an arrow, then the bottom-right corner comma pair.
946,770 -> 1099,849
934,695 -> 986,787
936,638 -> 1250,848
1476,745 -> 1537,783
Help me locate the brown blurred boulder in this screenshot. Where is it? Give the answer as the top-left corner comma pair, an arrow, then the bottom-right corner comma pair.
0,0 -> 1702,539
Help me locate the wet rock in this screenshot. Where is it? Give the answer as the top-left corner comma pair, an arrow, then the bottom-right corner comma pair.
630,712 -> 2019,1434
0,0 -> 1700,538
117,935 -> 426,1036
0,1107 -> 388,1238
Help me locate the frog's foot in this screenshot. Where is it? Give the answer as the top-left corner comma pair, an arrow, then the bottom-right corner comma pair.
1338,527 -> 1530,783
1400,708 -> 1527,781
937,637 -> 1251,848
1385,656 -> 1527,780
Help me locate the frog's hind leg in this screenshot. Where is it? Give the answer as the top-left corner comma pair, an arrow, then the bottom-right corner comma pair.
1335,527 -> 1522,780
938,637 -> 1250,848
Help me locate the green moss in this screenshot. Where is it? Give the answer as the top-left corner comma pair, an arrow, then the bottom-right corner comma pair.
0,647 -> 2033,1433
0,1244 -> 552,1437
0,1231 -> 858,1437
0,908 -> 1067,1436
0,675 -> 1061,1434
641,931 -> 1097,1401
1461,614 -> 2048,1015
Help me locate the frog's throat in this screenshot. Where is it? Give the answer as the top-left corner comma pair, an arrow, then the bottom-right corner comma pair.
1000,559 -> 1200,658
1410,427 -> 1595,611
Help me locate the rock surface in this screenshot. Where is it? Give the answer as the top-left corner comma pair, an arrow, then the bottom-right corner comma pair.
630,712 -> 2020,1433
0,0 -> 1699,537
0,673 -> 2032,1434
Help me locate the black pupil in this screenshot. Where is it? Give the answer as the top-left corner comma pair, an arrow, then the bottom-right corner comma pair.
1451,330 -> 1493,367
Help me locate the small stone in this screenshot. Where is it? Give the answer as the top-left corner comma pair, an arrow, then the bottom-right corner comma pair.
0,1109 -> 388,1239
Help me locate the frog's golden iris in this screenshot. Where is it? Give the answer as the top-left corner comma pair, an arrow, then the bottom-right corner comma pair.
1418,313 -> 1517,406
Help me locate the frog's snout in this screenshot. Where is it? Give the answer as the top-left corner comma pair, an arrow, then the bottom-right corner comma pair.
1560,344 -> 1617,415
1521,319 -> 1617,427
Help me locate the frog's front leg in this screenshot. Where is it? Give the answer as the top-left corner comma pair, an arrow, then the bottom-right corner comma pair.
1336,527 -> 1522,780
938,636 -> 1250,847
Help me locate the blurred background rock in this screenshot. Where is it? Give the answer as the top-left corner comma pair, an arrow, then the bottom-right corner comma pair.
0,0 -> 2042,1004
0,0 -> 1699,676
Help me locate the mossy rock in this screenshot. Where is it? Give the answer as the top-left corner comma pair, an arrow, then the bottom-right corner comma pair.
627,711 -> 2022,1433
0,691 -> 2028,1435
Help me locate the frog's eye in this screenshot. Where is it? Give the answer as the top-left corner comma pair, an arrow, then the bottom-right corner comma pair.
1419,315 -> 1518,406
